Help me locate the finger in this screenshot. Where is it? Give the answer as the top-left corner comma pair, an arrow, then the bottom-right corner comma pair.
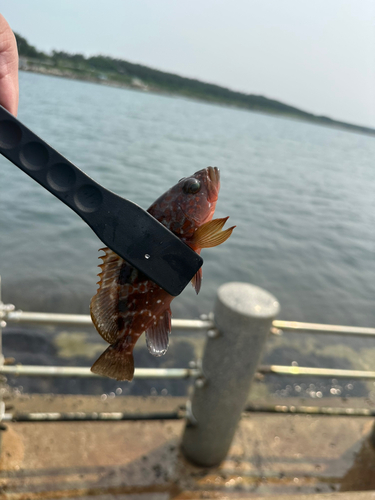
0,14 -> 19,116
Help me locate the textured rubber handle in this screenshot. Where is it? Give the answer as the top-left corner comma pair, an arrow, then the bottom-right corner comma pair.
0,106 -> 202,296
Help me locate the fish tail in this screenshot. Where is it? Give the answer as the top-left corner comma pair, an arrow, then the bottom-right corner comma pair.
91,340 -> 134,381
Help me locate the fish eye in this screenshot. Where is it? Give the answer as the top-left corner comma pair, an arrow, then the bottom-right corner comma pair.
183,178 -> 201,194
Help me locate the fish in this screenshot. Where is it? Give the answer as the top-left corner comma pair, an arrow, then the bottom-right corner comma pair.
90,166 -> 235,381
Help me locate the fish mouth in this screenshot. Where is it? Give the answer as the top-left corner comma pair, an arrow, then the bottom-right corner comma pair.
205,166 -> 220,201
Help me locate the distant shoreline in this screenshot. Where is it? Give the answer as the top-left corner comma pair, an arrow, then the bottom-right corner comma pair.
15,31 -> 375,137
19,64 -> 375,139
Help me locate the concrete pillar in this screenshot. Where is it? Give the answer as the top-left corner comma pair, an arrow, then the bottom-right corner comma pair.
181,282 -> 280,466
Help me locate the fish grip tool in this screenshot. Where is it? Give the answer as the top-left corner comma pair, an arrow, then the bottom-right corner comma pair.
0,105 -> 203,296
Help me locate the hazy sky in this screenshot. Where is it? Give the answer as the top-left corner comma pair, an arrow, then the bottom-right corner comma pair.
2,1 -> 375,127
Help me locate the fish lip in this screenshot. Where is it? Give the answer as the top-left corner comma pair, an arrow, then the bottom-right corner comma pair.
206,166 -> 220,201
207,166 -> 220,185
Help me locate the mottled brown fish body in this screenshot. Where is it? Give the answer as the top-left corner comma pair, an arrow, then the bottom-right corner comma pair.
90,167 -> 235,381
90,248 -> 173,380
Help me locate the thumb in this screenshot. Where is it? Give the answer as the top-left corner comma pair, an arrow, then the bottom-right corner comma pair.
0,14 -> 19,116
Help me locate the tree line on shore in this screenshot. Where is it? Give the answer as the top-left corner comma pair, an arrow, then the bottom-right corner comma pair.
14,32 -> 374,135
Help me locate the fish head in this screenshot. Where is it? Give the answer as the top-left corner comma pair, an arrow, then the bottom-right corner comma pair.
148,167 -> 221,238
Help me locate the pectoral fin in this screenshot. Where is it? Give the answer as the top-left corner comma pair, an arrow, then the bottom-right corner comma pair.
145,308 -> 172,357
191,217 -> 235,249
191,267 -> 202,294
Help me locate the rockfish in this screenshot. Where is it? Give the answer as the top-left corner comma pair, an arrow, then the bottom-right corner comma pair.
90,167 -> 234,381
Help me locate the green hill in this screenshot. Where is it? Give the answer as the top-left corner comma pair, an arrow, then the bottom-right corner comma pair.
15,32 -> 375,136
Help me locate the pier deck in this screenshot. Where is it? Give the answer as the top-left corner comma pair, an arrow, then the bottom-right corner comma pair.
1,395 -> 375,499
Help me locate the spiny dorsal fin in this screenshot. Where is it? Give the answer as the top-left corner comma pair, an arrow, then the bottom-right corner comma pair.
145,308 -> 171,357
191,217 -> 235,249
90,247 -> 123,345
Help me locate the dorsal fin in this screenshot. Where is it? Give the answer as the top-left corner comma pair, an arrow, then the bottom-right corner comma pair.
90,248 -> 124,345
145,308 -> 172,357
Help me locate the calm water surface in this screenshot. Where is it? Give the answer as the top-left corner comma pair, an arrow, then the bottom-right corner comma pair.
0,72 -> 374,397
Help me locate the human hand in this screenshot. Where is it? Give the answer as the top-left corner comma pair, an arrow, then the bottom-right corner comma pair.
0,14 -> 18,116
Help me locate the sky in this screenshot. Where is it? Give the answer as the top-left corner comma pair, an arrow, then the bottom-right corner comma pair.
2,0 -> 375,128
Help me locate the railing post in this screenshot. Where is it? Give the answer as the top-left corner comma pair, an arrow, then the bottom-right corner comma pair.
181,282 -> 280,466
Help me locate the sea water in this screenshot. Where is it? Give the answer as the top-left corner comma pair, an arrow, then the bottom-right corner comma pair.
1,72 -> 374,396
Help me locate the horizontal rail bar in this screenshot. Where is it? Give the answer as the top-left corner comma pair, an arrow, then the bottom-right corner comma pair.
6,311 -> 91,325
0,365 -> 200,379
5,405 -> 374,422
3,351 -> 375,382
259,365 -> 375,379
245,404 -> 375,416
273,320 -> 375,336
3,363 -> 375,381
2,411 -> 183,422
5,404 -> 374,422
3,310 -> 214,330
4,310 -> 374,337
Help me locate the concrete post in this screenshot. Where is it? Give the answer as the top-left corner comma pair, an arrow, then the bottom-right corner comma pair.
181,282 -> 280,466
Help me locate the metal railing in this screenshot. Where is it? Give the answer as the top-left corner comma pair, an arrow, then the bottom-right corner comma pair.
1,305 -> 374,380
4,309 -> 214,330
273,320 -> 375,337
5,308 -> 375,338
258,365 -> 375,379
0,365 -> 199,378
1,277 -> 375,465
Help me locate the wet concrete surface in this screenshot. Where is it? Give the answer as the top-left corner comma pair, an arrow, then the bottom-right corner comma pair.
0,396 -> 375,498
